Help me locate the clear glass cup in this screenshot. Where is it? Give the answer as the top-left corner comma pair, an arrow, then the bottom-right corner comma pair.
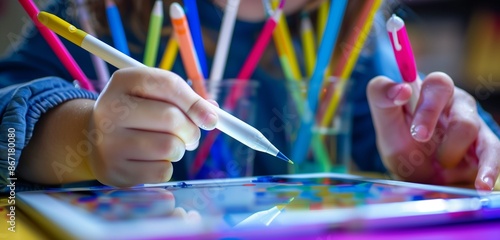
184,79 -> 259,179
286,77 -> 353,174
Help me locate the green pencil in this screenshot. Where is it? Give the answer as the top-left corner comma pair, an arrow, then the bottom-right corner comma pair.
143,0 -> 163,66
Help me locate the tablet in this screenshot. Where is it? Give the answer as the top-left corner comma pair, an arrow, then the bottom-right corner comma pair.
17,173 -> 500,240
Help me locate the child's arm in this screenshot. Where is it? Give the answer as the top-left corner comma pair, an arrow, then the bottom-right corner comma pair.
16,98 -> 96,184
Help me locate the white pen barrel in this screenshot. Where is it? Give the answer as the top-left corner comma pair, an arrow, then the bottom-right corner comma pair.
82,35 -> 143,69
214,107 -> 279,156
408,77 -> 421,114
83,34 -> 281,158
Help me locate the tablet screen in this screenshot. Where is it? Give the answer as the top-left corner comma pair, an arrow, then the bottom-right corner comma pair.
18,173 -> 497,239
45,174 -> 480,223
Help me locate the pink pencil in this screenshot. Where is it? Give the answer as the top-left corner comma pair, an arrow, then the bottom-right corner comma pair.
236,2 -> 283,79
18,0 -> 95,92
225,0 -> 284,109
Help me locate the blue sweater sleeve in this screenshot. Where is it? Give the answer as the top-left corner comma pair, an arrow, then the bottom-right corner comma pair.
0,1 -> 99,192
0,78 -> 98,192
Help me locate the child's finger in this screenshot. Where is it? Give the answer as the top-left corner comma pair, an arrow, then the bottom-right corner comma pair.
475,121 -> 500,191
207,99 -> 219,107
114,160 -> 174,186
366,76 -> 411,150
367,76 -> 412,110
111,129 -> 187,162
112,97 -> 200,147
411,72 -> 454,142
437,89 -> 480,168
440,161 -> 478,185
110,68 -> 218,130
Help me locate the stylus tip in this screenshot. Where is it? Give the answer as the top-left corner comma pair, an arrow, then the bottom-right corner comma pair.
276,151 -> 294,164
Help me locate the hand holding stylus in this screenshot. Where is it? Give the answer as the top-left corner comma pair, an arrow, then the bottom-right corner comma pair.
90,67 -> 218,186
35,10 -> 292,187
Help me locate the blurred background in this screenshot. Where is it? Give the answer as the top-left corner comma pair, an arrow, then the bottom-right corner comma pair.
1,0 -> 499,122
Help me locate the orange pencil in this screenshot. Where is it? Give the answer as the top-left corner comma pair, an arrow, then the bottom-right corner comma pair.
169,2 -> 208,99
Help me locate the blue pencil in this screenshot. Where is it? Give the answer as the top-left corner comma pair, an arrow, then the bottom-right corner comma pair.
184,0 -> 209,78
291,0 -> 348,164
105,0 -> 129,56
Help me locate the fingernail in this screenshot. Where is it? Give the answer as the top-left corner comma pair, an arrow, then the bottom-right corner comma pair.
186,141 -> 199,151
387,85 -> 402,100
411,125 -> 429,141
394,99 -> 406,106
208,99 -> 219,107
174,145 -> 185,161
200,112 -> 217,130
482,176 -> 494,191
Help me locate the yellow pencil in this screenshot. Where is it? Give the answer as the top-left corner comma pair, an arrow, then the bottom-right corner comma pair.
317,0 -> 331,79
300,12 -> 316,78
159,35 -> 179,71
271,0 -> 302,81
317,0 -> 329,45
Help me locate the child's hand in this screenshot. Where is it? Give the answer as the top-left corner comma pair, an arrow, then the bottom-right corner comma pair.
367,72 -> 500,191
88,67 -> 218,187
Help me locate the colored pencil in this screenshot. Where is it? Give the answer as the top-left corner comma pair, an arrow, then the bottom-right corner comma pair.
170,2 -> 208,98
271,0 -> 302,81
184,0 -> 209,78
105,0 -> 129,56
317,0 -> 382,128
19,0 -> 94,91
76,0 -> 110,89
209,0 -> 240,101
300,12 -> 317,78
159,35 -> 179,71
291,0 -> 348,164
191,0 -> 286,177
228,0 -> 285,109
143,0 -> 163,67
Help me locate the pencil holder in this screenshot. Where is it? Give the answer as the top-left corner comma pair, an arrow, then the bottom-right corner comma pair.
184,79 -> 259,179
287,77 -> 353,174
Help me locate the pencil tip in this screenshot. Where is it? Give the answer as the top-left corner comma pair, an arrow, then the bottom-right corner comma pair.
276,152 -> 293,164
